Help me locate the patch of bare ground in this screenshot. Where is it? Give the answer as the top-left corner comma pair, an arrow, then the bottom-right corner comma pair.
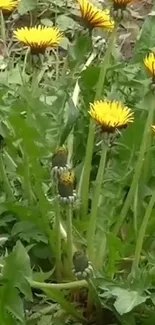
117,0 -> 153,60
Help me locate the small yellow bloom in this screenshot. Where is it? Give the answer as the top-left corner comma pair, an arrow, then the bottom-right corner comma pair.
144,53 -> 155,77
77,0 -> 114,30
58,170 -> 76,204
151,125 -> 155,133
89,100 -> 134,132
14,25 -> 63,54
112,0 -> 134,8
60,171 -> 75,186
0,0 -> 19,12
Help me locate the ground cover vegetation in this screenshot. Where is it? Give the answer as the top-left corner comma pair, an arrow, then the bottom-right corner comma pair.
0,0 -> 154,324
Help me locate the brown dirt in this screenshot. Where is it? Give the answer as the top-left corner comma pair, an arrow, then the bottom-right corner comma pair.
119,0 -> 153,60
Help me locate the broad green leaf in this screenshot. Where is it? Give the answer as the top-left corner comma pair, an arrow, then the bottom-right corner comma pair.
38,315 -> 52,325
32,268 -> 55,282
11,221 -> 47,243
132,14 -> 155,62
68,34 -> 92,67
3,241 -> 32,300
57,15 -> 78,31
5,287 -> 25,323
18,0 -> 38,14
111,287 -> 147,315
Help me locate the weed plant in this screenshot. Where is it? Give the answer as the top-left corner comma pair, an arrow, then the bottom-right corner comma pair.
0,0 -> 154,325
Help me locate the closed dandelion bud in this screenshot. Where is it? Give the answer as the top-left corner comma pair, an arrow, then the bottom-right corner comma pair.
52,146 -> 68,177
72,251 -> 93,279
58,170 -> 76,205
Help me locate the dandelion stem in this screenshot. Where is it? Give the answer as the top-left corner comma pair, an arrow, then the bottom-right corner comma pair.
23,150 -> 33,205
55,198 -> 62,282
29,279 -> 88,290
68,52 -> 97,167
131,190 -> 155,276
113,92 -> 155,235
33,175 -> 54,254
66,205 -> 73,276
87,140 -> 108,263
86,278 -> 102,320
0,153 -> 14,201
80,29 -> 117,220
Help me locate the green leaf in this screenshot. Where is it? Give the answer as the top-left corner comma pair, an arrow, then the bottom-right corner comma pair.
38,315 -> 52,325
68,34 -> 92,65
5,287 -> 25,323
18,0 -> 38,14
132,14 -> 155,62
3,241 -> 32,300
32,268 -> 55,282
60,97 -> 79,145
56,15 -> 77,31
11,221 -> 47,243
111,288 -> 148,315
44,289 -> 85,322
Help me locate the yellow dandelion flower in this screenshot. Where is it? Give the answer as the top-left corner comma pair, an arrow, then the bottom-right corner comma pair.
89,100 -> 134,132
144,53 -> 155,77
151,125 -> 155,133
77,0 -> 114,30
14,25 -> 63,54
60,171 -> 75,186
58,171 -> 76,204
0,0 -> 19,12
112,0 -> 134,8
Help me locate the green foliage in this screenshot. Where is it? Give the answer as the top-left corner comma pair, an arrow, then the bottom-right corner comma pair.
0,241 -> 32,324
0,1 -> 155,325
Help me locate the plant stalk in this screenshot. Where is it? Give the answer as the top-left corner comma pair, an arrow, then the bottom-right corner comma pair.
55,198 -> 62,282
86,278 -> 102,321
87,140 -> 108,263
29,279 -> 88,290
67,52 -> 97,167
113,93 -> 155,235
23,150 -> 33,205
66,205 -> 73,276
32,173 -> 55,254
0,153 -> 14,201
80,28 -> 117,220
131,190 -> 155,276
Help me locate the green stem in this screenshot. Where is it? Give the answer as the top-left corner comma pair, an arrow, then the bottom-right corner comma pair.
23,150 -> 33,204
87,140 -> 108,263
66,205 -> 73,276
113,93 -> 155,235
29,279 -> 88,290
95,29 -> 117,100
0,154 -> 14,201
55,198 -> 62,282
33,175 -> 54,254
67,53 -> 97,168
80,28 -> 117,220
131,190 -> 155,276
87,278 -> 102,316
